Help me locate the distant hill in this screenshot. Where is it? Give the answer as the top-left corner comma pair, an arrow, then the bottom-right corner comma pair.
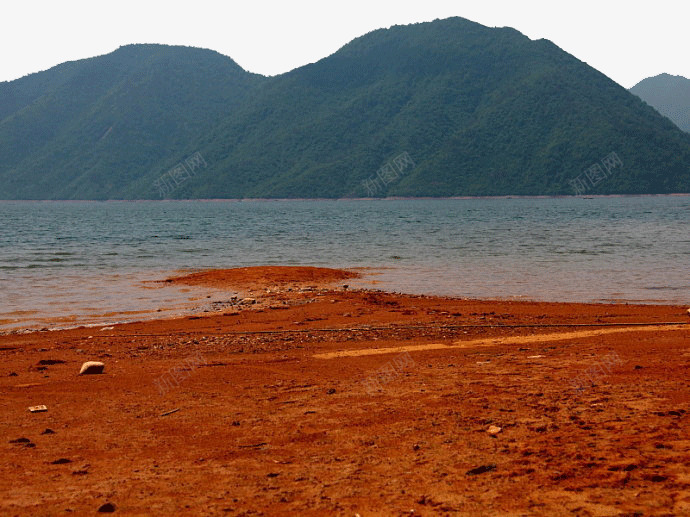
630,73 -> 690,133
1,18 -> 689,199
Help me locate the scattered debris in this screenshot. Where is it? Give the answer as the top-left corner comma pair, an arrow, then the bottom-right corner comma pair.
160,408 -> 180,417
28,405 -> 48,413
79,361 -> 105,375
487,425 -> 502,435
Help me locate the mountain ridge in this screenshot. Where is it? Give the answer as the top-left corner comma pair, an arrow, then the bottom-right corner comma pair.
630,73 -> 690,133
1,17 -> 689,199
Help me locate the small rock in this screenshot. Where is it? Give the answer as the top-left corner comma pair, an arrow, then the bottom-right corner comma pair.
241,298 -> 256,305
9,372 -> 18,377
79,361 -> 105,375
38,359 -> 66,366
41,428 -> 56,435
326,388 -> 336,395
9,437 -> 32,444
646,474 -> 667,482
51,458 -> 72,464
466,464 -> 496,476
97,502 -> 116,512
487,425 -> 502,435
28,405 -> 48,413
634,365 -> 643,370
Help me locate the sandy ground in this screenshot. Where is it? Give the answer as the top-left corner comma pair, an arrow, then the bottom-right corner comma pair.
1,266 -> 689,516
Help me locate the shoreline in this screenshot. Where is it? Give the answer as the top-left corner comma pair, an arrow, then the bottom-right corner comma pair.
2,265 -> 687,335
1,192 -> 689,202
2,266 -> 689,514
0,266 -> 682,336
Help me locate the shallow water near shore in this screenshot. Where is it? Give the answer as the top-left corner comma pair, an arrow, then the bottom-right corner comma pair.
0,196 -> 688,331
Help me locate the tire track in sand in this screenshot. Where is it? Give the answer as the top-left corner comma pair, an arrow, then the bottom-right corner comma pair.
313,324 -> 688,359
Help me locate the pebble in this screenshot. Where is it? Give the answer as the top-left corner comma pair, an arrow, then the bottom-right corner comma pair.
487,425 -> 502,435
79,361 -> 105,375
97,502 -> 116,512
466,463 -> 496,475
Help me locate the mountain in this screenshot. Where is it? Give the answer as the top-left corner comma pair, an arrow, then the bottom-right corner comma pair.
1,17 -> 689,199
0,45 -> 265,198
630,73 -> 690,133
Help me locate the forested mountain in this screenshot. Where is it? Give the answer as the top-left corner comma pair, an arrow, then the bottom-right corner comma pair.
1,18 -> 689,199
0,45 -> 264,198
630,73 -> 690,133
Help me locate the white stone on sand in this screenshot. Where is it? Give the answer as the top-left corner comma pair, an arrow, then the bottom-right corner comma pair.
79,361 -> 105,375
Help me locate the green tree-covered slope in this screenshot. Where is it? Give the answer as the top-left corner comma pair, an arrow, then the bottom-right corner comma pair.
0,44 -> 265,199
1,18 -> 689,199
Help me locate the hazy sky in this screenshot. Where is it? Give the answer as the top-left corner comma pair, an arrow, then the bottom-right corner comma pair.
2,0 -> 687,88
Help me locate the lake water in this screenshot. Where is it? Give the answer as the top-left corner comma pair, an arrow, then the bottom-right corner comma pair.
0,197 -> 688,331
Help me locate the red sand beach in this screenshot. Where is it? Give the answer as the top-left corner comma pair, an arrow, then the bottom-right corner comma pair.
1,266 -> 689,515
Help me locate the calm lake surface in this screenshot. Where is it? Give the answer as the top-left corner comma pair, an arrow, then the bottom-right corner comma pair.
1,197 -> 688,331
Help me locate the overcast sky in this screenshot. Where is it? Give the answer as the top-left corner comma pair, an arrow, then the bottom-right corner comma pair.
2,0 -> 687,88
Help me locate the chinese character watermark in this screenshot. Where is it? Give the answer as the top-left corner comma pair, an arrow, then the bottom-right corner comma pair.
154,151 -> 208,198
569,152 -> 623,195
154,351 -> 208,396
568,351 -> 623,394
361,351 -> 416,395
362,152 -> 416,197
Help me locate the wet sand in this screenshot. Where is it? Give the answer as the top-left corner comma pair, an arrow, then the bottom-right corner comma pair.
1,266 -> 689,515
